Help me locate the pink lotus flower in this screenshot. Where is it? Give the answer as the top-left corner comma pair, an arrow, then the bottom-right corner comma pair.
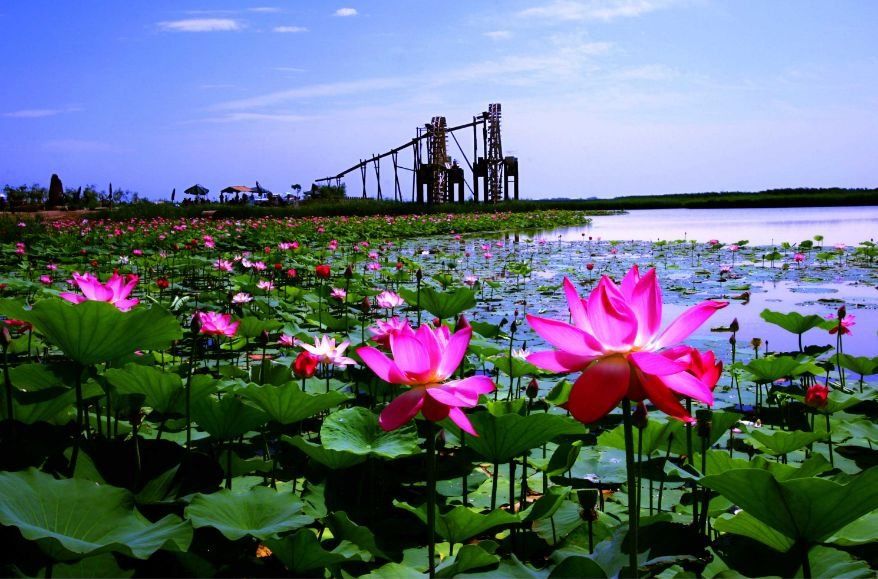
526,266 -> 727,423
376,290 -> 404,309
278,333 -> 297,347
197,311 -> 239,336
231,292 -> 252,304
826,313 -> 855,335
357,325 -> 495,435
214,259 -> 233,272
60,272 -> 140,312
301,335 -> 356,368
330,287 -> 347,301
370,317 -> 413,347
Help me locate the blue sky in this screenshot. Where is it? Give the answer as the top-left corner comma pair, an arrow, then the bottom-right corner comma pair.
1,1 -> 876,199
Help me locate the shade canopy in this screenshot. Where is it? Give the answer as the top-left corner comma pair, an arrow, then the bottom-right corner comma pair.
184,184 -> 209,196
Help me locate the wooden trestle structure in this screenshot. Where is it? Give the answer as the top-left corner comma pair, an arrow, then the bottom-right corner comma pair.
314,103 -> 519,204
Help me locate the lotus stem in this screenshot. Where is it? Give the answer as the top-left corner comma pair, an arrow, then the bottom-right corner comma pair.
425,420 -> 437,579
622,398 -> 640,579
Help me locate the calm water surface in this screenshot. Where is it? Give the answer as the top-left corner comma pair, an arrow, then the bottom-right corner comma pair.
546,206 -> 878,246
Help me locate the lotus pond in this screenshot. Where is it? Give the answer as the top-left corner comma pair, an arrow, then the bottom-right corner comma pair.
0,210 -> 876,578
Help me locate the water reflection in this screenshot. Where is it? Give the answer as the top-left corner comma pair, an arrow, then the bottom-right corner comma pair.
536,206 -> 878,246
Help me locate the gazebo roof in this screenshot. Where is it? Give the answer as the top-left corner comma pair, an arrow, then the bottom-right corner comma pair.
184,184 -> 209,196
221,185 -> 254,194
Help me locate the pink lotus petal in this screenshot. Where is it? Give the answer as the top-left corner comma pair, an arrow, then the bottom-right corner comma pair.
620,264 -> 640,300
114,298 -> 139,312
357,346 -> 411,384
659,371 -> 714,406
638,370 -> 693,423
426,385 -> 474,408
654,300 -> 728,349
379,388 -> 425,431
630,268 -> 662,344
629,350 -> 688,376
563,278 -> 590,332
446,375 -> 496,398
436,327 -> 471,380
421,395 -> 451,422
586,279 -> 638,350
59,292 -> 86,305
527,349 -> 598,373
525,314 -> 603,357
389,332 -> 431,376
448,407 -> 478,436
566,357 -> 629,424
415,324 -> 443,371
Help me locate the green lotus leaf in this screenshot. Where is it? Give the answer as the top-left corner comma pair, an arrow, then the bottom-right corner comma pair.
104,364 -> 183,415
760,309 -> 826,336
240,382 -> 349,424
436,544 -> 500,577
450,411 -> 586,464
713,510 -> 796,552
191,394 -> 268,440
837,354 -> 878,377
265,529 -> 365,574
235,316 -> 283,339
282,435 -> 366,469
40,553 -> 134,578
321,407 -> 420,459
701,466 -> 878,544
747,429 -> 826,456
828,510 -> 878,546
395,501 -> 519,545
327,511 -> 390,560
0,468 -> 191,561
398,286 -> 475,319
798,545 -> 873,579
745,356 -> 810,383
0,299 -> 182,366
185,486 -> 313,540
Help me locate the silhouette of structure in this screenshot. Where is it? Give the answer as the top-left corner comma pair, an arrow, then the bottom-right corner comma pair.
315,103 -> 518,204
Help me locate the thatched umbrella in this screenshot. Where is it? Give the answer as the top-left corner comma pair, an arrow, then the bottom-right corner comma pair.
184,184 -> 209,196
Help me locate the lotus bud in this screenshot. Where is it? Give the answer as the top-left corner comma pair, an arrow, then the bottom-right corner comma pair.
455,315 -> 470,332
750,338 -> 762,350
696,409 -> 712,438
526,378 -> 539,399
344,265 -> 353,279
577,489 -> 599,521
360,297 -> 371,313
729,334 -> 736,346
838,305 -> 846,320
729,318 -> 739,333
0,325 -> 12,349
510,319 -> 518,334
633,401 -> 648,429
415,268 -> 423,282
190,313 -> 202,335
258,330 -> 271,346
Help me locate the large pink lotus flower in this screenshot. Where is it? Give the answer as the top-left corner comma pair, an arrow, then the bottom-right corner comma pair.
60,272 -> 139,311
526,266 -> 727,423
197,311 -> 239,336
369,317 -> 413,347
357,325 -> 495,435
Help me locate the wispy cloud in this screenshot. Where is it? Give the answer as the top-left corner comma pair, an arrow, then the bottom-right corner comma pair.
158,18 -> 242,32
249,7 -> 281,13
518,0 -> 675,21
274,66 -> 306,73
198,112 -> 314,123
3,106 -> 79,118
484,30 -> 512,40
214,77 -> 407,111
334,7 -> 358,17
274,25 -> 307,33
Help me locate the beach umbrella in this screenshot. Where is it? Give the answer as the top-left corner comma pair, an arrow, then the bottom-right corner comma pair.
184,184 -> 209,196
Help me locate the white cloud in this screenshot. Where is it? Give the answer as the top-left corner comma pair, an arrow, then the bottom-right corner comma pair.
518,0 -> 675,22
249,7 -> 281,13
274,66 -> 306,73
3,106 -> 80,118
274,26 -> 308,33
334,7 -> 358,17
199,112 -> 314,123
214,77 -> 407,111
3,108 -> 64,118
484,30 -> 512,40
158,18 -> 242,32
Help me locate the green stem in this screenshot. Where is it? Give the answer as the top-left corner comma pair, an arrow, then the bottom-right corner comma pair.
622,399 -> 640,579
426,421 -> 437,579
2,345 -> 14,434
186,336 -> 200,451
